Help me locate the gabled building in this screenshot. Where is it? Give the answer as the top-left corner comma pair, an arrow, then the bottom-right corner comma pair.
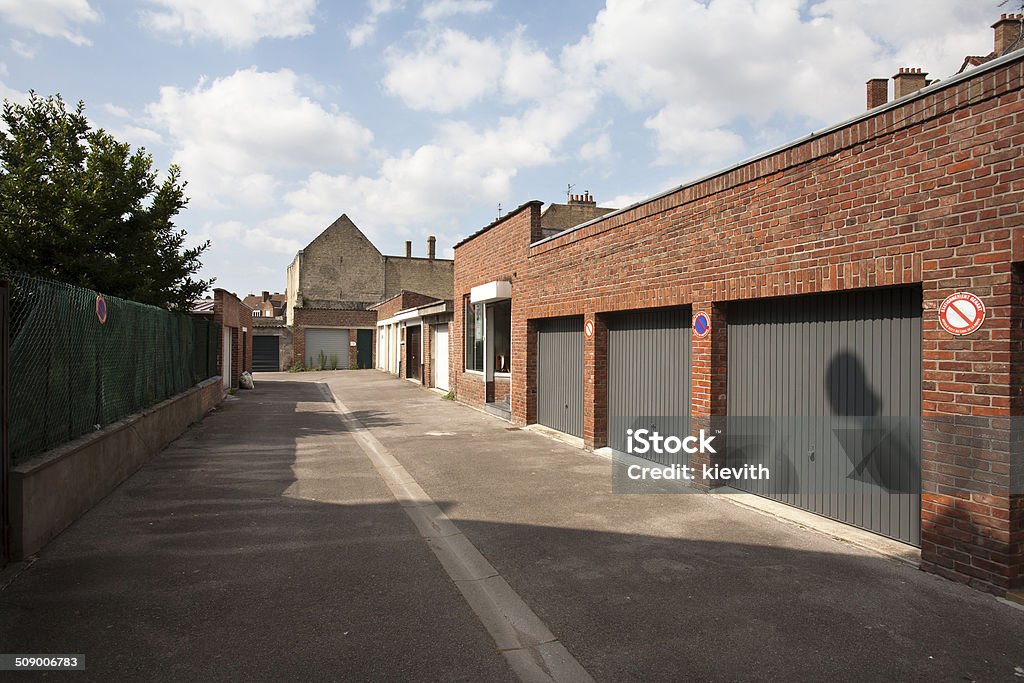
285,214 -> 453,370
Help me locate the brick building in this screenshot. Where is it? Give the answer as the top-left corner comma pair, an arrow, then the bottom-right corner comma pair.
371,290 -> 454,390
453,40 -> 1024,594
286,214 -> 453,370
192,290 -> 254,389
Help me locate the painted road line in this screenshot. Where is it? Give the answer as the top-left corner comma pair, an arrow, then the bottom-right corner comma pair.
318,383 -> 595,683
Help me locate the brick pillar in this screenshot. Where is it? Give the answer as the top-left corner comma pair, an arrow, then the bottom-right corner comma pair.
525,319 -> 538,425
920,272 -> 1021,594
690,304 -> 728,489
866,78 -> 888,109
583,313 -> 608,450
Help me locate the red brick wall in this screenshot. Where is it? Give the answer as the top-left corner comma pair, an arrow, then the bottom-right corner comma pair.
293,308 -> 376,369
372,290 -> 441,321
213,289 -> 254,389
453,57 -> 1024,593
453,203 -> 541,412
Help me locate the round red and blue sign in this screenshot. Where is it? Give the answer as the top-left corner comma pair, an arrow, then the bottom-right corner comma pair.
693,311 -> 711,338
96,295 -> 108,324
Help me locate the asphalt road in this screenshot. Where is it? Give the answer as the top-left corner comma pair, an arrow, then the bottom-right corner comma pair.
2,370 -> 1023,681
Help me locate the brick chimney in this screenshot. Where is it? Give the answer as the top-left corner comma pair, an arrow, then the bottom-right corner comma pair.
866,78 -> 888,109
568,191 -> 596,206
993,13 -> 1024,55
893,67 -> 927,99
427,235 -> 436,260
405,240 -> 412,258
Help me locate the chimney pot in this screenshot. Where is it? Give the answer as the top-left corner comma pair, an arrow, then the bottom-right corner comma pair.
262,290 -> 270,302
405,240 -> 412,258
993,12 -> 1023,55
427,235 -> 436,260
893,67 -> 927,99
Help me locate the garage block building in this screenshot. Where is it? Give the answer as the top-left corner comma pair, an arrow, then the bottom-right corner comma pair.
453,47 -> 1024,594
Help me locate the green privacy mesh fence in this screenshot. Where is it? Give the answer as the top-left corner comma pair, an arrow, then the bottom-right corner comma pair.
7,273 -> 220,465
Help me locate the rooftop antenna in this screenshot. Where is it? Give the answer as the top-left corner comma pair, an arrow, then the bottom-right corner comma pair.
497,202 -> 503,219
566,183 -> 575,201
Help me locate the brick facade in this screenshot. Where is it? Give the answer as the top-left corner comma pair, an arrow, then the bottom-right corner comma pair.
213,289 -> 254,389
453,54 -> 1024,594
292,308 -> 376,370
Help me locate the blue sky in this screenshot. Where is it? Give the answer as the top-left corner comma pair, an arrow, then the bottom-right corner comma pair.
0,0 -> 1003,298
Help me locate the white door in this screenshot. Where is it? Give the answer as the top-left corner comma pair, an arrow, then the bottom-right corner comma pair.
433,323 -> 449,391
222,327 -> 232,388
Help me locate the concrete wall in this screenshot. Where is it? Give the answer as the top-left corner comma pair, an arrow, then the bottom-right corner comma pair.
9,377 -> 224,559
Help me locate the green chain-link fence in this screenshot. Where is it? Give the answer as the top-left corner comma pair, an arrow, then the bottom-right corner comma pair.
6,273 -> 219,465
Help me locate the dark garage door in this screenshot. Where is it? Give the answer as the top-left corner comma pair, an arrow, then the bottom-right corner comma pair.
607,308 -> 691,463
252,336 -> 280,372
727,287 -> 922,546
536,317 -> 584,438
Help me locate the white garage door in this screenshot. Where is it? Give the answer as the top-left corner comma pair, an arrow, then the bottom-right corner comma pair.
305,328 -> 349,370
433,324 -> 449,391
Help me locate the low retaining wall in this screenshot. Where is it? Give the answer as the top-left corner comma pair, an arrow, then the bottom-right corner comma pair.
9,377 -> 224,558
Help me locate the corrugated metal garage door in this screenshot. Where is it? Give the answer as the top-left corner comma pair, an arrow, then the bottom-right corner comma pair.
536,317 -> 584,437
727,287 -> 921,546
252,336 -> 279,372
305,328 -> 349,370
607,308 -> 691,463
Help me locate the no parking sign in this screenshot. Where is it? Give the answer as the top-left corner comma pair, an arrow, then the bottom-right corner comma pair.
938,292 -> 985,336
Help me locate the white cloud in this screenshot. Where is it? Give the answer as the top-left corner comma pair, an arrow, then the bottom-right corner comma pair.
112,125 -> 164,147
146,68 -> 373,207
9,39 -> 38,59
0,0 -> 99,46
243,227 -> 303,254
578,131 -> 612,162
384,29 -> 503,112
142,0 -> 317,48
385,28 -> 562,112
348,0 -> 401,48
564,0 -> 994,164
420,0 -> 493,22
103,103 -> 130,118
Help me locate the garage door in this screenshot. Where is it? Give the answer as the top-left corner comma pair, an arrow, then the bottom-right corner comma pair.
727,287 -> 921,546
536,317 -> 583,437
607,308 -> 691,464
305,328 -> 349,370
252,336 -> 280,372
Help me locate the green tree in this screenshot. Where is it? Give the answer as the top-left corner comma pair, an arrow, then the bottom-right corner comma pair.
0,92 -> 213,310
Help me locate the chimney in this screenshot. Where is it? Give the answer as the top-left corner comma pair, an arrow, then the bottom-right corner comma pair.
993,13 -> 1024,55
262,290 -> 270,302
568,191 -> 597,206
405,240 -> 412,258
427,235 -> 436,260
893,67 -> 927,99
866,78 -> 888,109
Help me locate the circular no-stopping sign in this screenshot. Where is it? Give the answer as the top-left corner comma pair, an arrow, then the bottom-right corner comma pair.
96,295 -> 108,324
693,311 -> 711,338
584,319 -> 595,339
938,292 -> 985,336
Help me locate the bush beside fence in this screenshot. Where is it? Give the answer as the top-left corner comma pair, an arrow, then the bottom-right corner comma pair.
7,273 -> 219,465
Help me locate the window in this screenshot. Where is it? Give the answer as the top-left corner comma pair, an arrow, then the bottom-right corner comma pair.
465,296 -> 484,371
490,300 -> 511,373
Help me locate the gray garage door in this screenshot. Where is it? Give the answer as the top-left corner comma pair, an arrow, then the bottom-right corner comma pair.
305,328 -> 349,370
252,336 -> 280,372
536,317 -> 584,438
607,308 -> 691,464
727,287 -> 921,546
